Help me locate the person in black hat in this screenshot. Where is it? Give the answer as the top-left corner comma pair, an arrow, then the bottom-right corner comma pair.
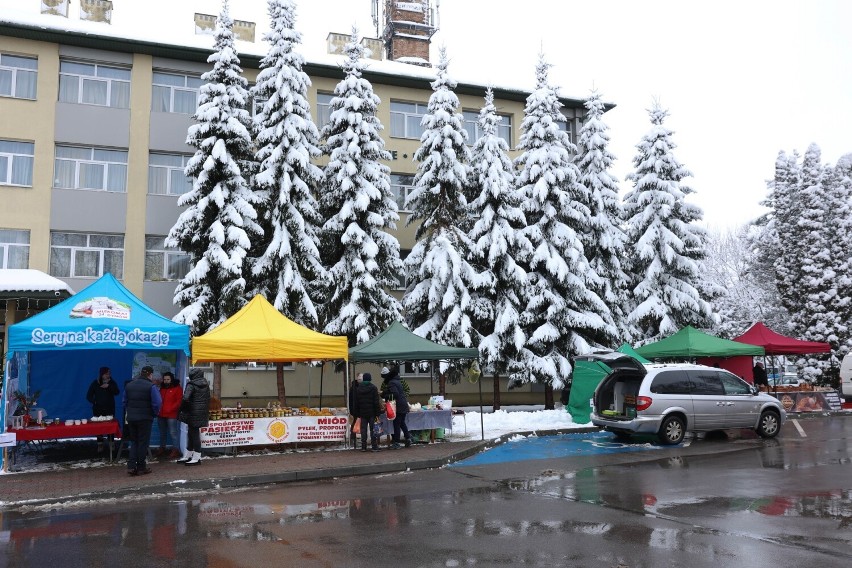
351,372 -> 382,452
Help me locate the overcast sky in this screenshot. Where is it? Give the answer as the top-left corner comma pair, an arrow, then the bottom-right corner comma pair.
6,0 -> 850,231
291,0 -> 852,231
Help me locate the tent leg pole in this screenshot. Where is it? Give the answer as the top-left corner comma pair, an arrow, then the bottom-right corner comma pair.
478,363 -> 484,441
319,362 -> 324,408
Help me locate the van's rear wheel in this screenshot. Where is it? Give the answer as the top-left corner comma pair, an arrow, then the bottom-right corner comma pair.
658,415 -> 685,445
757,411 -> 780,438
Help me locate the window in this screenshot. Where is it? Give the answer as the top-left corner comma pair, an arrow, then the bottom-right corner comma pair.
0,229 -> 29,269
316,92 -> 334,129
557,113 -> 574,143
462,110 -> 512,146
251,94 -> 268,117
49,232 -> 124,278
394,249 -> 410,291
390,173 -> 415,212
649,371 -> 692,395
0,140 -> 34,186
148,153 -> 192,195
59,61 -> 130,108
0,53 -> 37,100
402,361 -> 432,377
688,370 -> 725,395
54,145 -> 128,192
390,100 -> 428,139
144,236 -> 190,281
719,372 -> 751,395
152,71 -> 202,114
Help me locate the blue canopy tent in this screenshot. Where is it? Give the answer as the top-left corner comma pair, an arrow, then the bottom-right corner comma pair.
1,274 -> 190,465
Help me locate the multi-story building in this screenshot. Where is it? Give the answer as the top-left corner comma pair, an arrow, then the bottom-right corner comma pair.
0,1 -> 595,406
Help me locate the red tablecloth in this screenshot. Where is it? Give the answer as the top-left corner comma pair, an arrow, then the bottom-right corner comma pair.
8,420 -> 121,442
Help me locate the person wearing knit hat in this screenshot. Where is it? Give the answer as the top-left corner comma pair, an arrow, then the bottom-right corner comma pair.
86,366 -> 119,452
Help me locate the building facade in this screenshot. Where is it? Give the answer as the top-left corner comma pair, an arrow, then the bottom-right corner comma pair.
0,1 -> 594,406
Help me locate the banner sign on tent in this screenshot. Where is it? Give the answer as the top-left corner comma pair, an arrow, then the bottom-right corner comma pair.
200,416 -> 348,448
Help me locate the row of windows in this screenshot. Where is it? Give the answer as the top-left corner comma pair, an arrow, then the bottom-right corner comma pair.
0,229 -> 190,281
0,142 -> 447,211
1,53 -> 576,147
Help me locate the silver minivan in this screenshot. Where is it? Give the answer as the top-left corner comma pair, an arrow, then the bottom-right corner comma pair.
590,359 -> 786,445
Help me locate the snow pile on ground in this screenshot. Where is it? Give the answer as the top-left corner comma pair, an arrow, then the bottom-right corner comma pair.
449,407 -> 591,441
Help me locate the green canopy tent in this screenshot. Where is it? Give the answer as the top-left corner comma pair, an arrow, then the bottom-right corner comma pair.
348,321 -> 479,362
567,349 -> 649,423
635,326 -> 765,359
348,321 -> 483,439
617,342 -> 650,364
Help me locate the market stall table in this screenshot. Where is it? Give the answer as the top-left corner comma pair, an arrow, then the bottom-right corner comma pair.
378,409 -> 453,443
7,420 -> 122,468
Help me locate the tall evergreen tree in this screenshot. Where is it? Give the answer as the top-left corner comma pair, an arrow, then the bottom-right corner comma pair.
574,89 -> 630,342
795,145 -> 852,367
167,1 -> 259,334
402,48 -> 481,357
510,55 -> 615,397
623,102 -> 714,341
250,0 -> 325,328
318,29 -> 403,344
768,150 -> 802,312
467,88 -> 530,408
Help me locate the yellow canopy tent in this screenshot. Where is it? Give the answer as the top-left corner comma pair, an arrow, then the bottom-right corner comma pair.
191,295 -> 349,363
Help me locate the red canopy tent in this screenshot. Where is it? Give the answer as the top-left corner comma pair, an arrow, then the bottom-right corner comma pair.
733,322 -> 832,354
708,322 -> 832,384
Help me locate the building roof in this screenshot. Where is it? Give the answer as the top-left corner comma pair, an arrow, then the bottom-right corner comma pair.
0,269 -> 74,299
0,2 -> 603,109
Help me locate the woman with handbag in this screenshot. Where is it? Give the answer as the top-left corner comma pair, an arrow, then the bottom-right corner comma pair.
177,368 -> 210,465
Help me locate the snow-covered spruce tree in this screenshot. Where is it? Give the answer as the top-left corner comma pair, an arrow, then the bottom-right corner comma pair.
770,150 -> 804,316
402,48 -> 480,396
510,55 -> 616,408
167,1 -> 259,334
574,88 -> 631,342
467,88 -> 530,409
318,29 -> 403,345
795,146 -> 852,376
623,102 -> 714,342
249,0 -> 325,328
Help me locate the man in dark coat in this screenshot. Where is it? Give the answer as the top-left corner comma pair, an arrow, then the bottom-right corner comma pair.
351,372 -> 382,452
753,361 -> 770,390
382,365 -> 412,449
122,365 -> 162,475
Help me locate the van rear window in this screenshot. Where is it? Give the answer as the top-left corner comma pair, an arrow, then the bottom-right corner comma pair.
649,371 -> 691,394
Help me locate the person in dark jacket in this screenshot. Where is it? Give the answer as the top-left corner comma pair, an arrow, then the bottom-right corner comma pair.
351,372 -> 382,452
348,373 -> 362,450
122,365 -> 162,475
382,365 -> 411,449
178,368 -> 210,465
87,366 -> 120,417
753,361 -> 770,390
86,366 -> 120,452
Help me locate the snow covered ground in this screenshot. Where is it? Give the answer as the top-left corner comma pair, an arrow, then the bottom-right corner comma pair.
449,405 -> 590,442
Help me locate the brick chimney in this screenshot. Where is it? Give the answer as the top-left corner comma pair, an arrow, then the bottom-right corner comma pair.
381,0 -> 438,66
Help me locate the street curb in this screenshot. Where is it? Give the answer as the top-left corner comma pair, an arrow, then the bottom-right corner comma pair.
4,428 -> 599,511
